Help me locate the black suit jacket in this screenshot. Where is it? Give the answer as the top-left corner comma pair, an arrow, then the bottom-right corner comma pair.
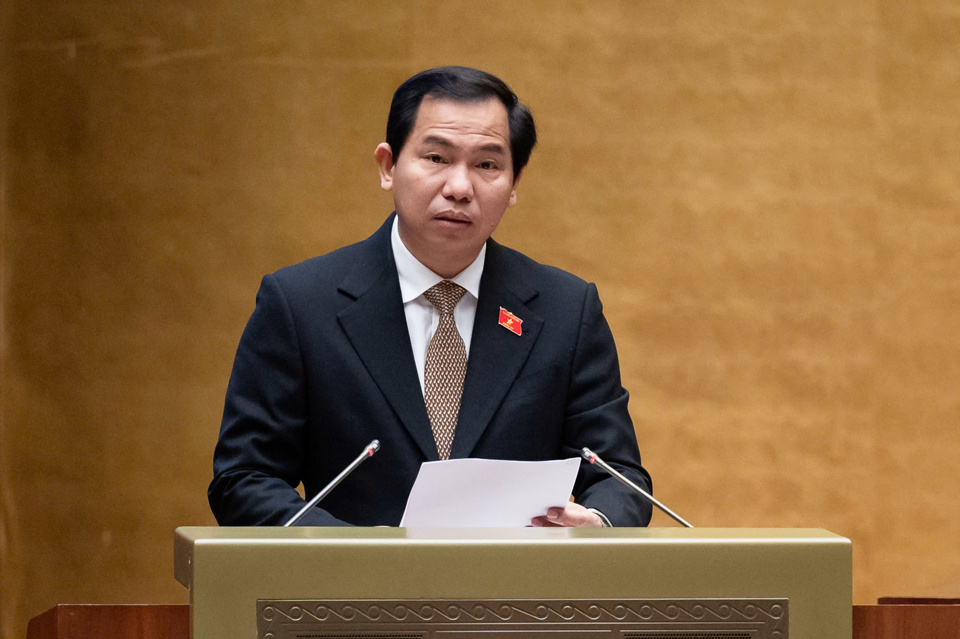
209,215 -> 652,526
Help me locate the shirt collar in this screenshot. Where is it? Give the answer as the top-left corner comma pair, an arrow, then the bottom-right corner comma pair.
392,215 -> 485,303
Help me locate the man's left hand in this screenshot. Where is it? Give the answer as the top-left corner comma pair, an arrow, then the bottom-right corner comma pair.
530,502 -> 603,527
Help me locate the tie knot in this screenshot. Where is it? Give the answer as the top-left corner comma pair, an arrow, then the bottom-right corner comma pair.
424,280 -> 466,315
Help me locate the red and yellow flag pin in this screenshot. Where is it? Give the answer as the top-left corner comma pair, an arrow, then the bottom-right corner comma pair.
498,307 -> 523,336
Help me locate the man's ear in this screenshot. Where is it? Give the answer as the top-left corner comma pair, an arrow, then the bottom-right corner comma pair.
374,143 -> 395,191
508,168 -> 524,207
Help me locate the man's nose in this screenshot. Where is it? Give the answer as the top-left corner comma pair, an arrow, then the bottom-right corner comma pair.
442,164 -> 474,201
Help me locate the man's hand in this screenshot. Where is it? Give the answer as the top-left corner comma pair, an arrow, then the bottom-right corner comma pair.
530,502 -> 604,527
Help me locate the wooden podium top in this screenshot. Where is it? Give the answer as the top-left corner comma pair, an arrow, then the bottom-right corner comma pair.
26,604 -> 188,639
853,599 -> 960,639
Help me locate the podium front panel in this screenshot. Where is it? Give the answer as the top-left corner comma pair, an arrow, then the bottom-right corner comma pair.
175,527 -> 851,639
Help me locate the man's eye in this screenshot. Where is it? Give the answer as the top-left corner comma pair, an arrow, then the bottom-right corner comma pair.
478,161 -> 497,170
427,155 -> 444,163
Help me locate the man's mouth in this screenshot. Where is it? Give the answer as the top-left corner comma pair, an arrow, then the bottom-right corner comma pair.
435,211 -> 471,225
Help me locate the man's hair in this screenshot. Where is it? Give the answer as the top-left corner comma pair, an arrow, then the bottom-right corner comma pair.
385,66 -> 536,180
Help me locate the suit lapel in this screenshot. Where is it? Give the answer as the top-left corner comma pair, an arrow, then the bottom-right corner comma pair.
337,217 -> 438,461
452,241 -> 543,458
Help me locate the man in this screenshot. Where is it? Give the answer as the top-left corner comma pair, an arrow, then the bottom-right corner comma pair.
209,66 -> 652,527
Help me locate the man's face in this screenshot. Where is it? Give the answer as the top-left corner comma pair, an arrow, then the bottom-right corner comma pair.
375,97 -> 520,278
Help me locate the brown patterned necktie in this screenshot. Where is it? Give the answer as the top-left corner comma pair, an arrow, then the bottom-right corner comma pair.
423,280 -> 468,460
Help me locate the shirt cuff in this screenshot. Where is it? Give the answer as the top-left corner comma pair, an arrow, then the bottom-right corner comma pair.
587,508 -> 612,527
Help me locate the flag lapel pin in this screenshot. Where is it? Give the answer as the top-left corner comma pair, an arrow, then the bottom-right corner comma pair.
498,307 -> 523,336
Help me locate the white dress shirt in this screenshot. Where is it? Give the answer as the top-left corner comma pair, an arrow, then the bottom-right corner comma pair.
391,216 -> 485,395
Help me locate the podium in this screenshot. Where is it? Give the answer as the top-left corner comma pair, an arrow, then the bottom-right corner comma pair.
174,527 -> 852,639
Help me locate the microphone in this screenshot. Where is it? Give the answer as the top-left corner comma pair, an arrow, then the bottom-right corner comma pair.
283,440 -> 381,527
581,447 -> 693,528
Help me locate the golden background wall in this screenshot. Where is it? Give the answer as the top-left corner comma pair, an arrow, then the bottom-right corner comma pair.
2,2 -> 959,638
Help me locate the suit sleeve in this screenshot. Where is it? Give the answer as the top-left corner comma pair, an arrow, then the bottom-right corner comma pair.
208,274 -> 351,526
564,283 -> 653,526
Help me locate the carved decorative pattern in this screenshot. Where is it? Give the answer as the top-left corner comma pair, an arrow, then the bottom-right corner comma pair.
258,598 -> 787,639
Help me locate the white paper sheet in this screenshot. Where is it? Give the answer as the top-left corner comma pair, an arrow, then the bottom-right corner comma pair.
399,457 -> 580,527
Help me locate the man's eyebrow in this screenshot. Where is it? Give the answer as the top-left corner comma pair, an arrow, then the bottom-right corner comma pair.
420,135 -> 507,154
422,135 -> 455,148
476,142 -> 508,154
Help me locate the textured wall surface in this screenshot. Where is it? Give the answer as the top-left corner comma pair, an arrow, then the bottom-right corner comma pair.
3,2 -> 960,638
